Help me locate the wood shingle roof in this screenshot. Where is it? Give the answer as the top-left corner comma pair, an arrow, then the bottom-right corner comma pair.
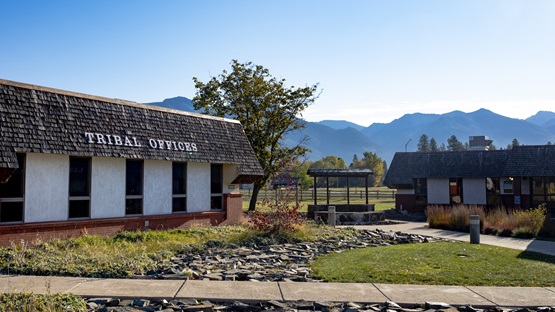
0,79 -> 264,179
384,146 -> 555,189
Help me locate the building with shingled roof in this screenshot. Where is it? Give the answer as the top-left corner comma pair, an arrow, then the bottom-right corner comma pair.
0,79 -> 263,245
384,146 -> 555,225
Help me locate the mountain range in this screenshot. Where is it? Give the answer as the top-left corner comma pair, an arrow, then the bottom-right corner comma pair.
147,97 -> 555,164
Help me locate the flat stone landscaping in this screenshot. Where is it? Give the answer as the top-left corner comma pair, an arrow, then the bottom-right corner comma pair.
82,296 -> 555,311
144,229 -> 449,282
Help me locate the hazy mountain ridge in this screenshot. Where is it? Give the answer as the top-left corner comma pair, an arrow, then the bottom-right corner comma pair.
147,97 -> 555,164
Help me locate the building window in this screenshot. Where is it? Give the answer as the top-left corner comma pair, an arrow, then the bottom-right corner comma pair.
126,159 -> 143,215
210,164 -> 223,210
172,162 -> 187,212
486,177 -> 500,206
449,178 -> 463,204
68,157 -> 91,219
531,176 -> 555,218
413,178 -> 427,205
0,154 -> 25,223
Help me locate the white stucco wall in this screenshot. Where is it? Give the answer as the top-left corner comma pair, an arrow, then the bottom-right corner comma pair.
427,178 -> 450,204
187,162 -> 210,212
25,153 -> 69,222
91,157 -> 126,219
223,164 -> 238,193
462,178 -> 486,205
144,160 -> 172,215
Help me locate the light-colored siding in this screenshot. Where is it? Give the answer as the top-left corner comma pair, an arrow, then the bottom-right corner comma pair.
91,157 -> 126,218
144,160 -> 172,215
463,178 -> 486,204
428,178 -> 450,204
187,162 -> 210,213
25,153 -> 69,222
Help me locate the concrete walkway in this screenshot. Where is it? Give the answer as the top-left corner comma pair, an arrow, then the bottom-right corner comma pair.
356,221 -> 555,257
0,222 -> 554,308
1,275 -> 554,308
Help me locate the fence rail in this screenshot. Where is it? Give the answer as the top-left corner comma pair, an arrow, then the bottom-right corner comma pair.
241,188 -> 396,202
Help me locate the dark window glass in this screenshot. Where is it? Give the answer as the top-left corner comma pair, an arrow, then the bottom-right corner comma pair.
0,202 -> 23,223
69,158 -> 90,197
68,157 -> 91,219
126,198 -> 143,215
532,177 -> 545,195
210,164 -> 223,210
125,160 -> 143,215
0,154 -> 25,223
414,178 -> 427,195
172,198 -> 187,212
486,177 -> 501,206
172,162 -> 187,213
68,200 -> 90,219
0,154 -> 25,198
126,160 -> 143,196
211,164 -> 223,194
173,163 -> 186,195
211,195 -> 223,210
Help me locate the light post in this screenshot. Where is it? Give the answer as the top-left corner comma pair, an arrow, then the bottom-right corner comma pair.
405,139 -> 412,152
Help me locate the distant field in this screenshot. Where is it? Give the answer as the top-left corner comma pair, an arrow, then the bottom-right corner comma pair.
241,186 -> 396,212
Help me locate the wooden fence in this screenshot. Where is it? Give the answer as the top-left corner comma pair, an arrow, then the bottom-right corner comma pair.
241,188 -> 396,202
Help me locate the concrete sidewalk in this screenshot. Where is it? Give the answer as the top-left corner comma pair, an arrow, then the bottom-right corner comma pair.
1,275 -> 554,308
354,221 -> 555,256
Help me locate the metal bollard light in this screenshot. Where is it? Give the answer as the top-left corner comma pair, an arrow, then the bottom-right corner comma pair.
469,215 -> 480,244
328,206 -> 336,227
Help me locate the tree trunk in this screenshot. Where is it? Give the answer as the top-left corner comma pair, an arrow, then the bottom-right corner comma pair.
248,184 -> 262,211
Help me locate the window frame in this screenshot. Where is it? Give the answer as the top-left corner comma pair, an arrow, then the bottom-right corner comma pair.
125,159 -> 144,215
68,156 -> 91,219
449,178 -> 463,204
0,154 -> 25,223
172,162 -> 187,213
210,164 -> 223,210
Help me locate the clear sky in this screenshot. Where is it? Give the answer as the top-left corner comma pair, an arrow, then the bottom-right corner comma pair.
2,0 -> 554,126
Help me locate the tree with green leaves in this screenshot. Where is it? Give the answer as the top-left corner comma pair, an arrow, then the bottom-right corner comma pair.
447,135 -> 465,151
507,138 -> 520,150
311,156 -> 347,188
417,134 -> 430,152
349,152 -> 385,186
430,137 -> 439,152
192,60 -> 319,211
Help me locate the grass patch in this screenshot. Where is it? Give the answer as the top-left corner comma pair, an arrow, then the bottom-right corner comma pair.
0,224 -> 356,278
312,241 -> 555,286
0,293 -> 86,311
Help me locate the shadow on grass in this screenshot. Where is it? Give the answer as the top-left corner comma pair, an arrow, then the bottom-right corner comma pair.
517,248 -> 555,265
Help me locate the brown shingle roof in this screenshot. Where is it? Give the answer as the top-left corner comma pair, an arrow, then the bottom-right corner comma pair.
384,146 -> 555,189
0,79 -> 263,178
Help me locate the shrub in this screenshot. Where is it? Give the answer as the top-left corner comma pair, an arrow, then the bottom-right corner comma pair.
427,204 -> 548,238
249,191 -> 304,235
426,205 -> 485,232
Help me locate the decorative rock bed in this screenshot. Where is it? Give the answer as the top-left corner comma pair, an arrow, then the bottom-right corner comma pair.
143,229 -> 448,282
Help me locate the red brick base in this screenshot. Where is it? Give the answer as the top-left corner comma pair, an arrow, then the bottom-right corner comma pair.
0,194 -> 245,247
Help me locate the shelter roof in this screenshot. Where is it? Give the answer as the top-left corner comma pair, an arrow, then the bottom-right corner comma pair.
307,168 -> 373,177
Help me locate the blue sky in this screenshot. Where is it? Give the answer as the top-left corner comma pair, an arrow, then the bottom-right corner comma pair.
2,0 -> 554,126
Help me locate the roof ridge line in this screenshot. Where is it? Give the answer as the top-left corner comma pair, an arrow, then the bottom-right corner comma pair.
0,78 -> 240,124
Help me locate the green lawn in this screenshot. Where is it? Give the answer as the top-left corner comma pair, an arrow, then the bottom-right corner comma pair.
312,241 -> 555,286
